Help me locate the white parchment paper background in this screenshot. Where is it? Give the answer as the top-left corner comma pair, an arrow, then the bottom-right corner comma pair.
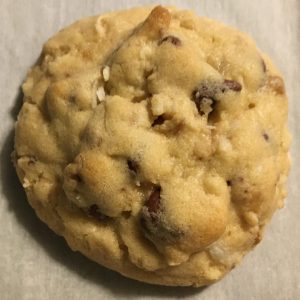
0,1 -> 299,299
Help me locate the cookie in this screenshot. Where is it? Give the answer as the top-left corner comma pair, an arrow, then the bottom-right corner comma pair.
13,6 -> 290,286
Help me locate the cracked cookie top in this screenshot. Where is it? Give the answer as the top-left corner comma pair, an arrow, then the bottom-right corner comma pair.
14,6 -> 290,286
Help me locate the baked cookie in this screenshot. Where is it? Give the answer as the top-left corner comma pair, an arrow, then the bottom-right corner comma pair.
13,6 -> 290,286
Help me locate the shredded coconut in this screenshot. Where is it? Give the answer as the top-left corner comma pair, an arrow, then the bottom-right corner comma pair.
22,177 -> 31,188
102,66 -> 110,82
218,136 -> 233,153
96,86 -> 106,102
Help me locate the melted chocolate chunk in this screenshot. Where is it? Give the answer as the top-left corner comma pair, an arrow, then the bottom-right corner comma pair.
223,80 -> 242,92
145,186 -> 161,213
151,115 -> 165,126
28,157 -> 37,165
261,59 -> 267,73
140,216 -> 150,232
263,133 -> 269,141
127,159 -> 138,173
192,80 -> 242,115
158,35 -> 182,46
70,174 -> 82,183
248,103 -> 256,109
88,204 -> 108,221
141,186 -> 185,243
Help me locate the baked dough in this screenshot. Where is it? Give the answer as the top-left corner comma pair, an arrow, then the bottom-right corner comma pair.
13,6 -> 290,286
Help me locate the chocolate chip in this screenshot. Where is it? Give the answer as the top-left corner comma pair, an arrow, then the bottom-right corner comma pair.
151,115 -> 165,126
140,216 -> 151,232
237,177 -> 244,182
70,174 -> 82,183
254,234 -> 262,245
69,95 -> 76,104
226,180 -> 232,186
223,80 -> 242,92
145,186 -> 161,213
261,59 -> 267,73
28,157 -> 37,165
127,159 -> 138,173
263,133 -> 269,141
192,80 -> 242,115
158,35 -> 182,46
141,186 -> 185,243
88,204 -> 108,221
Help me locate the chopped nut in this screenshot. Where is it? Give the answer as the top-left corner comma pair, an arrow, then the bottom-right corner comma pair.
102,66 -> 110,82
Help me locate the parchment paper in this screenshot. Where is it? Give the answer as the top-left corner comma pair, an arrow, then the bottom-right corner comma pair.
0,1 -> 299,299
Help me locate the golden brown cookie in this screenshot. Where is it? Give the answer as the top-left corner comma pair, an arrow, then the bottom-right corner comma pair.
13,6 -> 290,286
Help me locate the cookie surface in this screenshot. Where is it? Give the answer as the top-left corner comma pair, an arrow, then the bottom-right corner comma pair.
13,6 -> 290,286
